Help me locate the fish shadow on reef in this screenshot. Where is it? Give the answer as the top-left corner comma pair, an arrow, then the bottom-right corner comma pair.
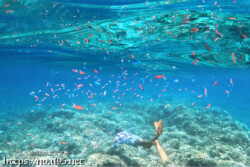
25,111 -> 47,122
50,110 -> 75,119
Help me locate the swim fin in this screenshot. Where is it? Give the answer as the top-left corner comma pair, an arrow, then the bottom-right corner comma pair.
154,140 -> 169,162
154,120 -> 169,162
154,120 -> 163,137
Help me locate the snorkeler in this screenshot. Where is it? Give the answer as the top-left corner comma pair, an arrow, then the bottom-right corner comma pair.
114,120 -> 169,162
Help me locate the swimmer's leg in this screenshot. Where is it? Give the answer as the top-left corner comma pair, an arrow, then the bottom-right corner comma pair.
134,140 -> 153,149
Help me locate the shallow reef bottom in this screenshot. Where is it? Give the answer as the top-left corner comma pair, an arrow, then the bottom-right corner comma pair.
0,101 -> 249,166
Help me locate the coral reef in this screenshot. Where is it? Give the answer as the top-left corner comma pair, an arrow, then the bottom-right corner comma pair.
0,101 -> 249,166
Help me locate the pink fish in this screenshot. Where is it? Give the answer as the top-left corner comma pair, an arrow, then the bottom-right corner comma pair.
230,78 -> 233,86
204,88 -> 207,97
51,88 -> 54,94
213,81 -> 218,87
139,84 -> 144,91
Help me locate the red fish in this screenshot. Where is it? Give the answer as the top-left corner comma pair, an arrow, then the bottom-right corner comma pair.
204,88 -> 207,96
61,141 -> 67,145
226,90 -> 229,94
206,104 -> 211,109
73,105 -> 83,110
193,61 -> 197,65
204,42 -> 211,52
139,84 -> 144,91
213,81 -> 217,87
94,70 -> 98,73
154,75 -> 164,79
91,93 -> 93,99
72,69 -> 78,73
85,38 -> 88,44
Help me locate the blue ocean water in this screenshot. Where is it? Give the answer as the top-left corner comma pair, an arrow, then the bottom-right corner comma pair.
0,0 -> 249,166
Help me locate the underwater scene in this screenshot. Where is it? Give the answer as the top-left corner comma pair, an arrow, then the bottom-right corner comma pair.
0,0 -> 249,166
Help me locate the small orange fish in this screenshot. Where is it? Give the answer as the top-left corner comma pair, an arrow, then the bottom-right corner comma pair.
72,69 -> 78,73
225,90 -> 229,94
204,88 -> 207,97
191,28 -> 199,32
193,61 -> 197,65
241,35 -> 247,39
154,75 -> 164,79
85,38 -> 88,44
91,93 -> 93,99
30,143 -> 34,146
214,37 -> 219,42
61,141 -> 67,145
4,3 -> 10,8
73,105 -> 83,110
5,10 -> 14,14
79,71 -> 85,75
232,53 -> 236,63
94,70 -> 98,73
197,95 -> 203,98
107,40 -> 112,43
206,104 -> 211,109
